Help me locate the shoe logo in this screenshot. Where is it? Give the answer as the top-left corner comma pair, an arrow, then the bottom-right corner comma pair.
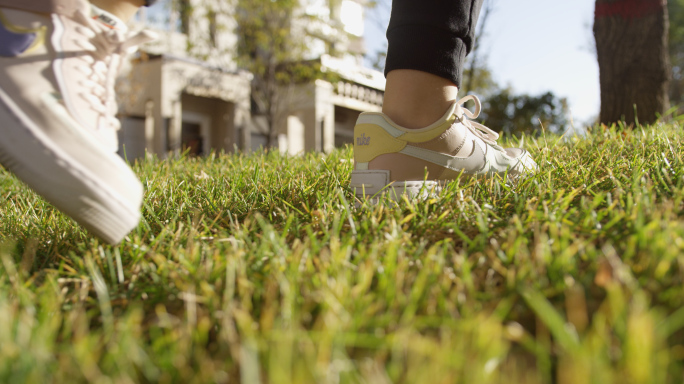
0,11 -> 45,57
356,133 -> 371,146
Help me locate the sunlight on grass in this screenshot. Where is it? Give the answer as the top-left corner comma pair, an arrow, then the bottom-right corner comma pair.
2,122 -> 684,383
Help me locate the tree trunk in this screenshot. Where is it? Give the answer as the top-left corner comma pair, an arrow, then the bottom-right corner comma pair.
594,0 -> 670,125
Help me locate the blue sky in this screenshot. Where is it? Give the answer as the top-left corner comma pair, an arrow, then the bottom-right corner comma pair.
364,0 -> 600,126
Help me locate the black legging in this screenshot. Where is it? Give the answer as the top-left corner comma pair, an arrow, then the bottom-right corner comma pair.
385,0 -> 483,88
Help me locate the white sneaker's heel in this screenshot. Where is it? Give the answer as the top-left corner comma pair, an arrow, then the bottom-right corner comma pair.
350,170 -> 442,202
350,170 -> 390,198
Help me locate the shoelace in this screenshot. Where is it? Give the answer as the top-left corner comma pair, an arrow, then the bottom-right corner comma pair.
72,10 -> 157,132
453,95 -> 501,147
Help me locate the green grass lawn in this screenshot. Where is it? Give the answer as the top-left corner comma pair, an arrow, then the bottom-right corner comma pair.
2,123 -> 684,383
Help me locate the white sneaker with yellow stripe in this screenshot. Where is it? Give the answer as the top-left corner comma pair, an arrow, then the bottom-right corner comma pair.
0,2 -> 155,244
350,95 -> 537,200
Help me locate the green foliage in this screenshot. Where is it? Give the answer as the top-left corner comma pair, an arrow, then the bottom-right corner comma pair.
460,59 -> 567,136
236,0 -> 299,122
461,65 -> 497,97
276,60 -> 340,85
235,0 -> 332,146
480,88 -> 570,135
3,122 -> 684,381
236,0 -> 301,69
456,3 -> 567,137
453,0 -> 569,136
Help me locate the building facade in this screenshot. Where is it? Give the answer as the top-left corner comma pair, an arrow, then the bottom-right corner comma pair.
116,0 -> 384,160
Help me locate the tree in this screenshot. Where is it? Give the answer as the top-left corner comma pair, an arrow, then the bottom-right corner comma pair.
235,0 -> 299,148
593,0 -> 670,125
480,89 -> 569,136
458,0 -> 566,136
462,0 -> 495,97
235,0 -> 336,148
460,65 -> 496,98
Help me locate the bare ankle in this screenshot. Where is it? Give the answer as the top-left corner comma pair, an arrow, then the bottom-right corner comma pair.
382,70 -> 459,129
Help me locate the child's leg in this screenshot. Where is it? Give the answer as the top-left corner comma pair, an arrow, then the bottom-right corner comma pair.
350,0 -> 537,200
383,0 -> 483,129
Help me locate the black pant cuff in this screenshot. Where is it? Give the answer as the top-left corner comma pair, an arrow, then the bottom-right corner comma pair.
384,25 -> 467,88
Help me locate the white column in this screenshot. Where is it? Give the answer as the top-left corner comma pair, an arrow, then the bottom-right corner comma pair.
169,100 -> 183,156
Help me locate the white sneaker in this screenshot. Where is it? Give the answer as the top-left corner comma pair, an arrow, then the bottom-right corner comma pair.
0,3 -> 154,244
350,95 -> 537,200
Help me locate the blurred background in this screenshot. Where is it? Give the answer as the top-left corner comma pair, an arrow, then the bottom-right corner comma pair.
116,0 -> 682,160
365,0 -> 600,127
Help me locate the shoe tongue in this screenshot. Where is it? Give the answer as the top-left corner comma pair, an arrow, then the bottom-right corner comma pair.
90,4 -> 128,32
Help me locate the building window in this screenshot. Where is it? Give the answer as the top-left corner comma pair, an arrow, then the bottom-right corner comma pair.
181,122 -> 203,156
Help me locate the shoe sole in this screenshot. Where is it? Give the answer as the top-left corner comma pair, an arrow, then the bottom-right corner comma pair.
0,88 -> 141,245
350,162 -> 536,204
350,170 -> 444,203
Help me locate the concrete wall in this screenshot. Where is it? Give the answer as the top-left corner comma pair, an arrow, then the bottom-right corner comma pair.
180,93 -> 236,154
117,56 -> 252,159
278,79 -> 382,155
118,117 -> 147,161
